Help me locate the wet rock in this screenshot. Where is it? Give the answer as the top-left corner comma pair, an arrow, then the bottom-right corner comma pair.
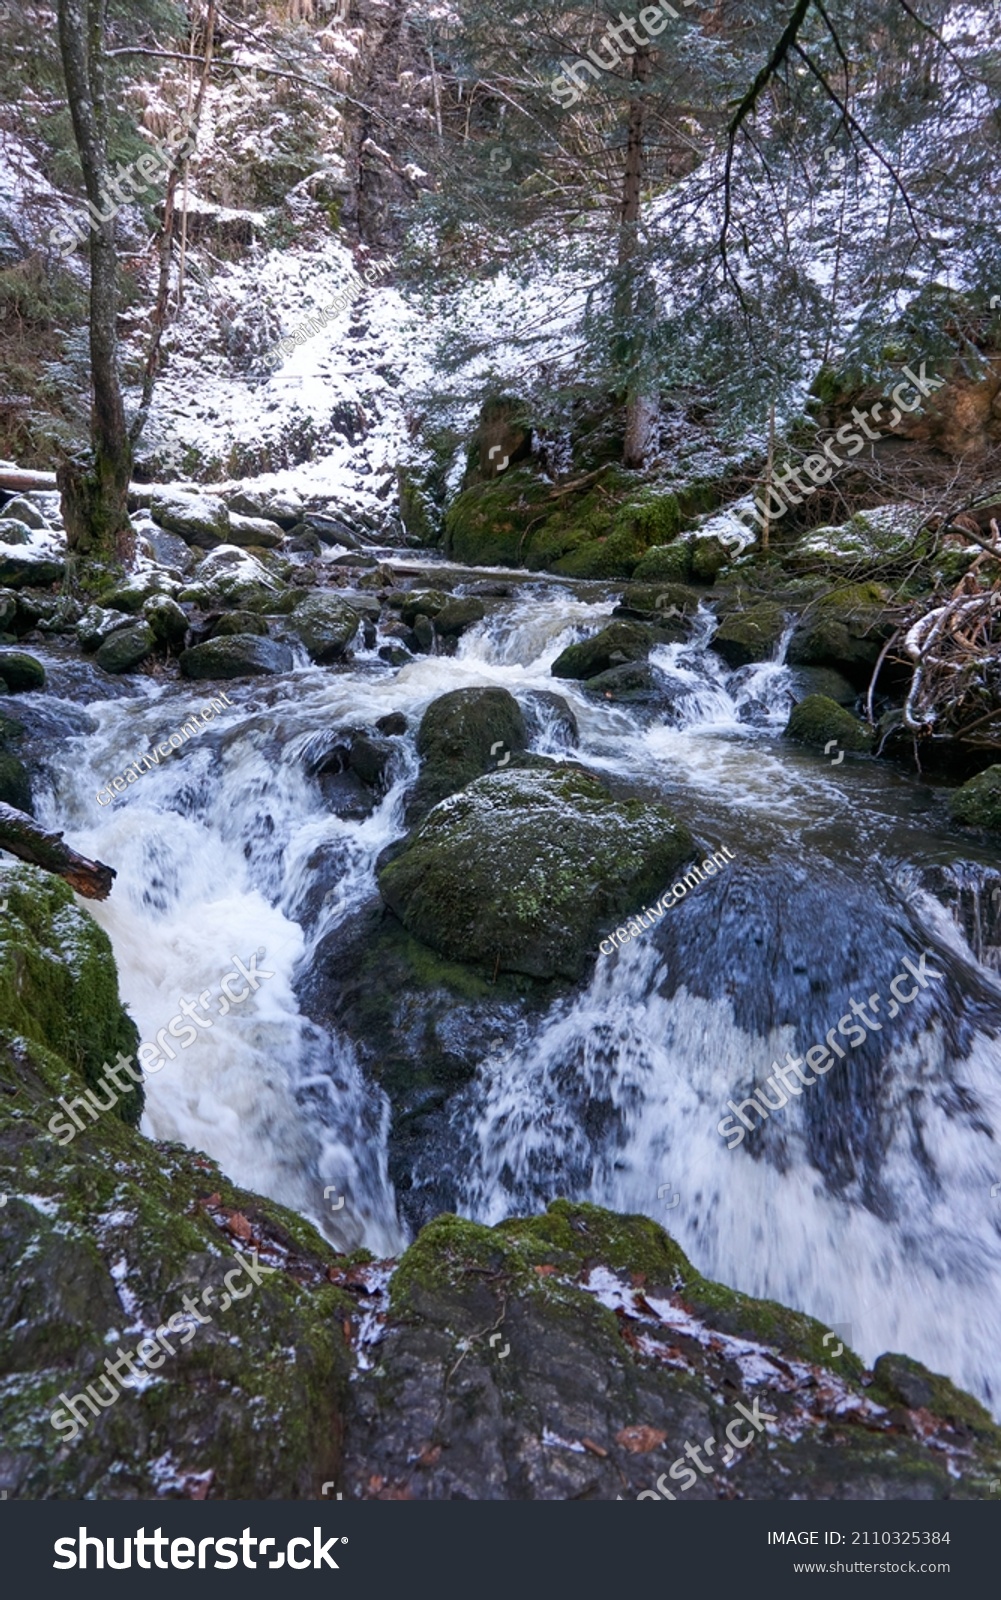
400,590 -> 450,626
551,621 -> 650,681
380,766 -> 693,979
691,535 -> 728,582
710,603 -> 785,668
179,634 -> 294,679
193,546 -> 283,610
279,592 -> 360,663
99,574 -> 175,615
0,496 -> 48,530
410,686 -> 527,816
0,650 -> 45,692
288,530 -> 323,556
0,749 -> 32,811
412,614 -> 435,652
433,597 -> 486,637
209,610 -> 270,639
304,513 -> 363,547
95,621 -> 155,675
150,490 -> 231,549
581,661 -> 664,703
376,711 -> 408,736
784,694 -> 872,752
349,734 -> 396,793
786,587 -> 894,685
620,582 -> 701,617
0,517 -> 34,546
950,766 -> 1001,833
788,665 -> 859,707
227,512 -> 285,550
0,589 -> 16,634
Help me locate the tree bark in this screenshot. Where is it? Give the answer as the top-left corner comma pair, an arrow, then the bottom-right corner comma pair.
0,803 -> 116,899
56,0 -> 134,569
618,46 -> 658,470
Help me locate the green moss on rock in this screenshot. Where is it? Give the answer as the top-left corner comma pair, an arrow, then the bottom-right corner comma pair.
950,766 -> 1001,832
785,694 -> 872,753
710,604 -> 785,668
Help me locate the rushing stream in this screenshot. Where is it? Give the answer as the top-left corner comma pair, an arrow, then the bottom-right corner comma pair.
17,562 -> 1001,1417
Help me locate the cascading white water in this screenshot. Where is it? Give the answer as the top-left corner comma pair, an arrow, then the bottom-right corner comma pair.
29,579 -> 1001,1415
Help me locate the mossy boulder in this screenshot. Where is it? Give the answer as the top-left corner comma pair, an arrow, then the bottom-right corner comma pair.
552,621 -> 651,680
0,866 -> 141,1123
150,490 -> 231,549
0,751 -> 32,811
632,540 -> 694,583
343,1200 -> 1001,1500
142,595 -> 188,648
208,610 -> 270,639
787,507 -> 925,571
411,686 -> 527,816
279,592 -> 360,663
433,597 -> 486,637
784,694 -> 872,753
226,513 -> 285,550
95,621 -> 155,675
950,766 -> 1001,832
710,604 -> 785,668
193,547 -> 283,611
691,535 -> 728,583
379,766 -> 693,979
0,497 -> 48,530
399,591 -> 450,626
76,607 -> 134,654
0,650 -> 45,693
0,547 -> 65,588
621,582 -> 700,617
788,665 -> 859,707
549,525 -> 648,579
786,592 -> 893,685
99,575 -> 173,615
179,635 -> 294,680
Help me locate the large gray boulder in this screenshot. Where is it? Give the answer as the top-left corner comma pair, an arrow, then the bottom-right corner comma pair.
150,490 -> 231,549
179,634 -> 294,679
95,622 -> 156,674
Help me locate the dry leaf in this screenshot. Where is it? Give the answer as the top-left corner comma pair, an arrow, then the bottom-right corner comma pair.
615,1425 -> 666,1454
224,1210 -> 253,1240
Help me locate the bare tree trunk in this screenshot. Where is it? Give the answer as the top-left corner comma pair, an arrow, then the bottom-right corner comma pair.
56,0 -> 134,571
618,46 -> 658,470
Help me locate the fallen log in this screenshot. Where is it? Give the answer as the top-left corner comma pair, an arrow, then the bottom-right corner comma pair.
0,468 -> 155,511
0,802 -> 116,899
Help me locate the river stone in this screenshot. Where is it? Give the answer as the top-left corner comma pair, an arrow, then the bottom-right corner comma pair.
522,690 -> 578,749
280,592 -> 360,663
379,766 -> 694,979
432,597 -> 486,637
76,606 -> 135,653
95,621 -> 155,674
950,766 -> 1001,833
786,591 -> 893,685
710,603 -> 785,668
0,589 -> 16,633
788,665 -> 858,707
784,694 -> 872,753
139,525 -> 196,574
0,497 -> 48,530
179,634 -> 294,679
400,590 -> 450,627
0,517 -> 33,546
411,686 -> 527,817
99,574 -> 174,614
143,595 -> 189,648
151,490 -> 231,548
209,609 -> 270,638
0,650 -> 45,692
580,661 -> 664,703
632,542 -> 693,583
227,512 -> 285,549
194,546 -> 282,609
0,750 -> 32,811
0,545 -> 65,587
551,621 -> 651,681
